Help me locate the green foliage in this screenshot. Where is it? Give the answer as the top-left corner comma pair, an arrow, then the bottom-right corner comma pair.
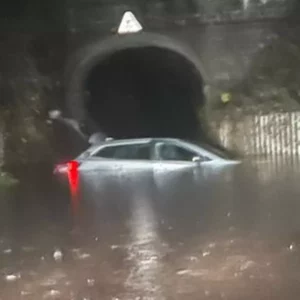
204,34 -> 300,115
238,38 -> 300,108
1,36 -> 55,167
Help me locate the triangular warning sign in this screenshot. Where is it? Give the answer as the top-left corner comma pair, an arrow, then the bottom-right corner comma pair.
117,11 -> 143,35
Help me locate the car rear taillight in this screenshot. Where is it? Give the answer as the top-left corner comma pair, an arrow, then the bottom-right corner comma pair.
54,160 -> 81,199
54,160 -> 80,175
67,160 -> 80,173
67,161 -> 80,194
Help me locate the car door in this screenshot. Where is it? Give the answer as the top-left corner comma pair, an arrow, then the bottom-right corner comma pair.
152,140 -> 210,199
79,144 -> 125,195
113,141 -> 155,194
153,140 -> 209,173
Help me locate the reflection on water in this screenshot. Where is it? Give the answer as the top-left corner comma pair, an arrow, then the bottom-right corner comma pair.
125,193 -> 165,300
1,159 -> 300,299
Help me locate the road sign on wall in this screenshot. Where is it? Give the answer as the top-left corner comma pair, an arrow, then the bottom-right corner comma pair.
117,11 -> 143,35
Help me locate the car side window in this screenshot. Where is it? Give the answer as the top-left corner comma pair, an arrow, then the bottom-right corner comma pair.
156,142 -> 210,162
94,143 -> 151,160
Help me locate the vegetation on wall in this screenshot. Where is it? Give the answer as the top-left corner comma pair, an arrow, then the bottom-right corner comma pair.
206,34 -> 300,116
0,36 -> 53,166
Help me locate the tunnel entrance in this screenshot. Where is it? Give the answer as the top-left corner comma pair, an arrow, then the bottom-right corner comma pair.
83,46 -> 205,141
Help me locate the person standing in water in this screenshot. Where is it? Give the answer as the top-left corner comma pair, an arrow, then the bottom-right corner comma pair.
48,110 -> 108,160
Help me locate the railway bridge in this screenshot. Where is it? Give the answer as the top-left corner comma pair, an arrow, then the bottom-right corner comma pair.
1,0 -> 300,165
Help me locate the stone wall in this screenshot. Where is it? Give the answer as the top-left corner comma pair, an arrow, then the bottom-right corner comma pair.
0,33 -> 66,167
68,0 -> 292,31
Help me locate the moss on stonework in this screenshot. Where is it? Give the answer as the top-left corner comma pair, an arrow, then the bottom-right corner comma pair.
1,37 -> 56,167
4,105 -> 54,166
204,36 -> 300,117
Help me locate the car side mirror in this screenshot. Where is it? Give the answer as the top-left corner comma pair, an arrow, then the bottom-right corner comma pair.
192,156 -> 201,163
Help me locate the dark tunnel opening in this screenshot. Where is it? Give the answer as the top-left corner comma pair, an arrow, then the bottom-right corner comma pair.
84,46 -> 205,141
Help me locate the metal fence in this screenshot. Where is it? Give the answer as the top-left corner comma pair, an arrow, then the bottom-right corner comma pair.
216,111 -> 300,161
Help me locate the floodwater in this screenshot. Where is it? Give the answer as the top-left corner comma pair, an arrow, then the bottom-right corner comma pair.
1,159 -> 300,299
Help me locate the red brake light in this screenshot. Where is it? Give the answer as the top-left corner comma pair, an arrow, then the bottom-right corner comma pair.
54,160 -> 80,174
54,160 -> 80,192
54,160 -> 81,217
67,160 -> 80,172
67,160 -> 80,195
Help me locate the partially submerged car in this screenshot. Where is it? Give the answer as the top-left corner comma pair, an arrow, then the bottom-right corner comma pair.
54,137 -> 240,199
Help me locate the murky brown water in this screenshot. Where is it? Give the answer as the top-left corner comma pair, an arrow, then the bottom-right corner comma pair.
1,159 -> 300,299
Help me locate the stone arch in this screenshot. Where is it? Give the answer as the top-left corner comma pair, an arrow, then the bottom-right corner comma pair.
65,32 -> 209,140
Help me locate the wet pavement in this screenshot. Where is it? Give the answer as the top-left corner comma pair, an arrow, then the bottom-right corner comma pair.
1,159 -> 300,299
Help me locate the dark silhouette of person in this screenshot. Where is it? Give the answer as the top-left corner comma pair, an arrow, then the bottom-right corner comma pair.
48,110 -> 108,161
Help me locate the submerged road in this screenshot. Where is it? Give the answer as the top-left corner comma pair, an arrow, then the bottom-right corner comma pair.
1,159 -> 300,299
